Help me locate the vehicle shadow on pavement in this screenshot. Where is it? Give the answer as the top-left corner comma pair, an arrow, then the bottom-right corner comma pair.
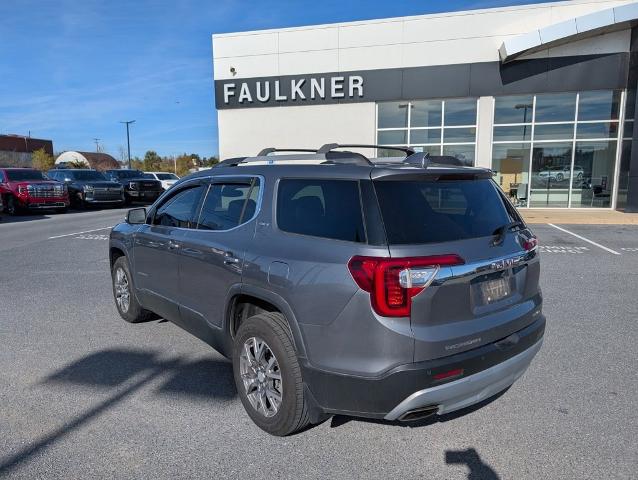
0,348 -> 236,477
0,213 -> 49,223
445,448 -> 500,480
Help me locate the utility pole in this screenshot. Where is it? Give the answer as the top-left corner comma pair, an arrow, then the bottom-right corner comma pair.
93,138 -> 100,153
119,120 -> 135,169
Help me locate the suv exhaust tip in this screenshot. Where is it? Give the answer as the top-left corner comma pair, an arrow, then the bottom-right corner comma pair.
397,405 -> 439,422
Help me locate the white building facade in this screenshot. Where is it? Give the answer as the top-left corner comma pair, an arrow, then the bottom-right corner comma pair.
213,0 -> 638,210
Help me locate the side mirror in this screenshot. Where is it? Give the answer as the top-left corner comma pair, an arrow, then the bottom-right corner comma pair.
126,208 -> 147,224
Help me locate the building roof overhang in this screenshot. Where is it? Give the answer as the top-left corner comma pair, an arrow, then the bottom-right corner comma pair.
499,1 -> 638,63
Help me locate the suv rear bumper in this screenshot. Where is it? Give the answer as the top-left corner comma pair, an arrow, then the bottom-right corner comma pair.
301,315 -> 545,420
385,337 -> 542,420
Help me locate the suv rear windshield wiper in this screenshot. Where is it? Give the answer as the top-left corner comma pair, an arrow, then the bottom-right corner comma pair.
491,221 -> 525,246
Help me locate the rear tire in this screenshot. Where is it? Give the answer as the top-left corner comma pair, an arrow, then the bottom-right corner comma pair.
233,312 -> 311,436
111,256 -> 154,323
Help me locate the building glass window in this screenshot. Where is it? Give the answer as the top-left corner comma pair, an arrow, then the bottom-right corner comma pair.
492,90 -> 623,208
377,102 -> 408,129
617,90 -> 634,210
492,144 -> 530,206
616,140 -> 631,210
377,98 -> 477,165
530,143 -> 572,208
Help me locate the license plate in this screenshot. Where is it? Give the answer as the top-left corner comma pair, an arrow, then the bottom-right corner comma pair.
479,277 -> 510,304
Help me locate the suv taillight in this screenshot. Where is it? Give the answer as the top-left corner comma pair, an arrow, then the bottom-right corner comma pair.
347,255 -> 464,317
522,236 -> 538,251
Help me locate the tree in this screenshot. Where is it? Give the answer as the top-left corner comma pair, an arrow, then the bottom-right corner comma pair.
174,154 -> 197,177
143,150 -> 162,171
200,156 -> 219,167
31,148 -> 55,171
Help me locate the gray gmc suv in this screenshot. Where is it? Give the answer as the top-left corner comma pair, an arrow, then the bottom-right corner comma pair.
109,144 -> 545,436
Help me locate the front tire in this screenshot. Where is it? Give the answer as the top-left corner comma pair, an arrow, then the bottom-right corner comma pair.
111,256 -> 154,323
233,312 -> 311,436
5,196 -> 19,215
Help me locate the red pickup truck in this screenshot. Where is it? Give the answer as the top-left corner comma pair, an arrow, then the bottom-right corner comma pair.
0,168 -> 70,214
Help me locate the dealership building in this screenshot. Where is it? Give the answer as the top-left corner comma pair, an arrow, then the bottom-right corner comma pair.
213,0 -> 638,211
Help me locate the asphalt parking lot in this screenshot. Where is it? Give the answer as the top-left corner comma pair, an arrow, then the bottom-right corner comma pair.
1,209 -> 637,479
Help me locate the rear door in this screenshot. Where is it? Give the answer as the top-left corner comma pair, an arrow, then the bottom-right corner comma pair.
373,173 -> 541,361
178,176 -> 261,340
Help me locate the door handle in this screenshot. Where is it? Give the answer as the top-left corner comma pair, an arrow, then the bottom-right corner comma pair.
223,252 -> 240,264
168,240 -> 181,250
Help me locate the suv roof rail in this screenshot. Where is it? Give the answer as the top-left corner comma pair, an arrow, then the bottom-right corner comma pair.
401,152 -> 470,169
217,151 -> 374,167
257,148 -> 318,156
317,143 -> 415,156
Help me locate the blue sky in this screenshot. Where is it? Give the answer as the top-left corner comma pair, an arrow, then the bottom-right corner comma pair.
0,0 -> 551,159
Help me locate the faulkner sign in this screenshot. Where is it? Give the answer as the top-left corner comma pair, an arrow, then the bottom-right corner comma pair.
215,73 -> 368,109
214,54 -> 630,109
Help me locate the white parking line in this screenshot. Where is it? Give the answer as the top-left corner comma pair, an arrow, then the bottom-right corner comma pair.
547,224 -> 621,255
75,234 -> 109,240
539,245 -> 590,254
48,227 -> 112,239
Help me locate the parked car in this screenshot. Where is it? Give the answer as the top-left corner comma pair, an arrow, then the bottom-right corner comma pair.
109,144 -> 544,436
538,165 -> 584,182
103,169 -> 163,205
144,172 -> 180,191
0,167 -> 69,214
47,169 -> 125,208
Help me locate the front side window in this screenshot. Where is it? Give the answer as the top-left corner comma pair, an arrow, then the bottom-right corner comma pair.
277,179 -> 365,242
196,178 -> 260,231
152,185 -> 204,228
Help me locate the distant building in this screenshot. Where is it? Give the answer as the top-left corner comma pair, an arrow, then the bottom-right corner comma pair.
213,0 -> 638,211
55,151 -> 120,171
0,134 -> 54,167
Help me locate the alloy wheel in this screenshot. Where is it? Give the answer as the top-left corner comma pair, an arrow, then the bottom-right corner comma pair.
239,336 -> 283,418
114,267 -> 130,313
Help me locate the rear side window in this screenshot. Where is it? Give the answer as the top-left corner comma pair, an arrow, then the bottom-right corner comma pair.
374,178 -> 511,244
277,179 -> 365,242
196,179 -> 260,231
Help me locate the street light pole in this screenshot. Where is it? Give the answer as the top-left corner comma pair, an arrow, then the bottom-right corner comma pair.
119,120 -> 135,169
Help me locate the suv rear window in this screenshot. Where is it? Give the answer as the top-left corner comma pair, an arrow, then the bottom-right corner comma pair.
373,178 -> 511,244
277,179 -> 365,242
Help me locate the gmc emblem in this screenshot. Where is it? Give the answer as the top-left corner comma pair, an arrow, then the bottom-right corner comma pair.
490,256 -> 523,271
